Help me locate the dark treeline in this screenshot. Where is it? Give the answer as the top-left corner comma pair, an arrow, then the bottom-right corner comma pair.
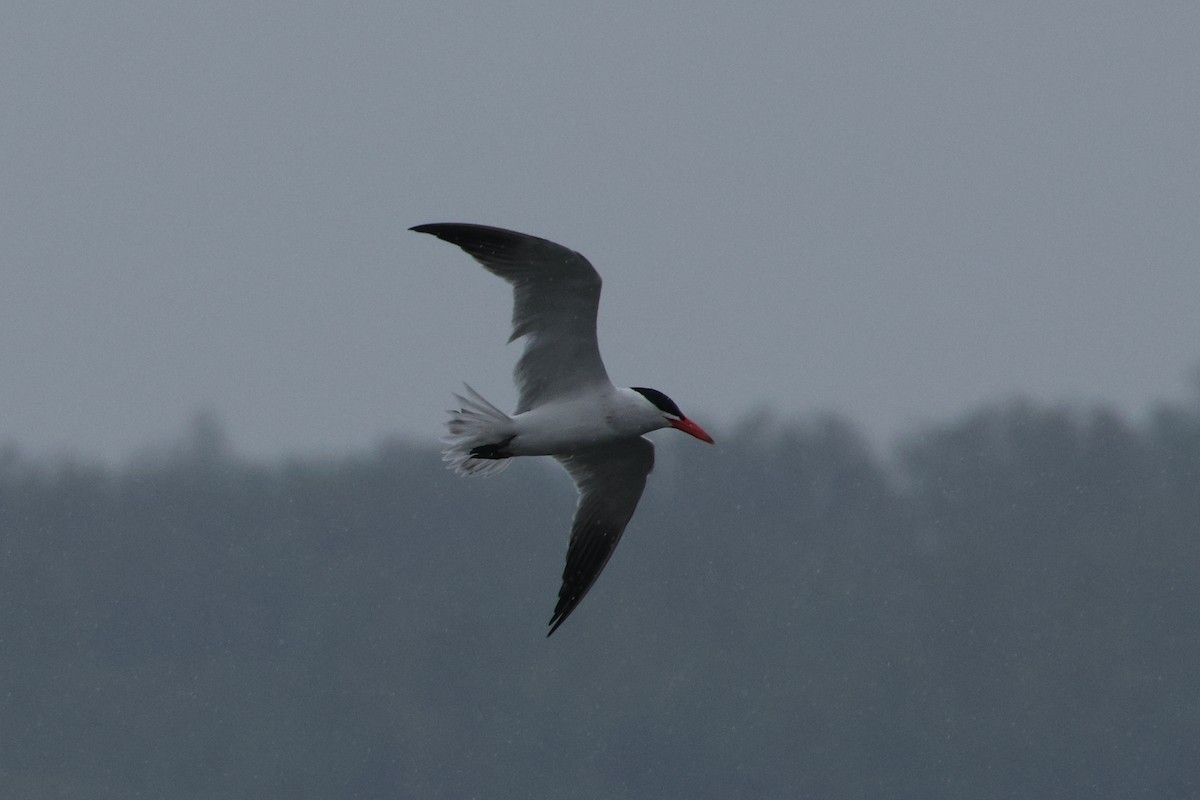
1,398 -> 1198,798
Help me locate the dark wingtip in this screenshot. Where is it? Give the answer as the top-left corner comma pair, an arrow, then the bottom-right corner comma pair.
410,222 -> 467,237
547,604 -> 577,637
409,222 -> 515,237
408,223 -> 538,255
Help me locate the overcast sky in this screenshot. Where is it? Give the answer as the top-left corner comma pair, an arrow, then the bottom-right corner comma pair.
3,2 -> 1198,460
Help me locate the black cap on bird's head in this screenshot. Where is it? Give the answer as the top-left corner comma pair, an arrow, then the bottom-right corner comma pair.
631,387 -> 714,444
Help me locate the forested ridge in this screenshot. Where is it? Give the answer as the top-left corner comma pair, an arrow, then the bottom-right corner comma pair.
1,398 -> 1197,798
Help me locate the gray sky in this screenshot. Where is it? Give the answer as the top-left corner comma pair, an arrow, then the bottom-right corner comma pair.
3,2 -> 1198,460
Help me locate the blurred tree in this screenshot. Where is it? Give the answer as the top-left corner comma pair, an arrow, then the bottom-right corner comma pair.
0,398 -> 1196,798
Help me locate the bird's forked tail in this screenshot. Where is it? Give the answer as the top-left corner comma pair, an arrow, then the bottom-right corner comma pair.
442,385 -> 515,477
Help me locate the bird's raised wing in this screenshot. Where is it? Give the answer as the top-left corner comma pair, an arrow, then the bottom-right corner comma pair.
411,223 -> 612,413
548,438 -> 655,635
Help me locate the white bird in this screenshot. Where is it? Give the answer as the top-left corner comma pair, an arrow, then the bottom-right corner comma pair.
412,223 -> 714,635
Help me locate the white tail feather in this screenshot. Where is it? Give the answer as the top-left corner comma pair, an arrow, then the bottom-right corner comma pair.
442,384 -> 514,477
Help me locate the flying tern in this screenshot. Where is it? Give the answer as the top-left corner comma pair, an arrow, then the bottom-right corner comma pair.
412,223 -> 714,635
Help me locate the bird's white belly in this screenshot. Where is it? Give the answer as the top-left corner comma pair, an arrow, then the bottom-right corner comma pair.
508,395 -> 642,456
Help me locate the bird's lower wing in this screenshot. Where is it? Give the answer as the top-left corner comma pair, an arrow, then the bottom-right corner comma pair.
548,438 -> 656,635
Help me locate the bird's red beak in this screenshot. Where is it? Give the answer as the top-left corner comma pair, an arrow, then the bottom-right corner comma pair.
669,417 -> 715,444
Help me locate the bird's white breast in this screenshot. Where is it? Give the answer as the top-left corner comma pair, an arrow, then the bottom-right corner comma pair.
507,387 -> 660,456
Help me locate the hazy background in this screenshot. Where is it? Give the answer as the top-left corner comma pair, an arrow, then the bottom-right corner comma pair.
3,1 -> 1199,460
4,5 -> 1200,796
3,399 -> 1198,797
